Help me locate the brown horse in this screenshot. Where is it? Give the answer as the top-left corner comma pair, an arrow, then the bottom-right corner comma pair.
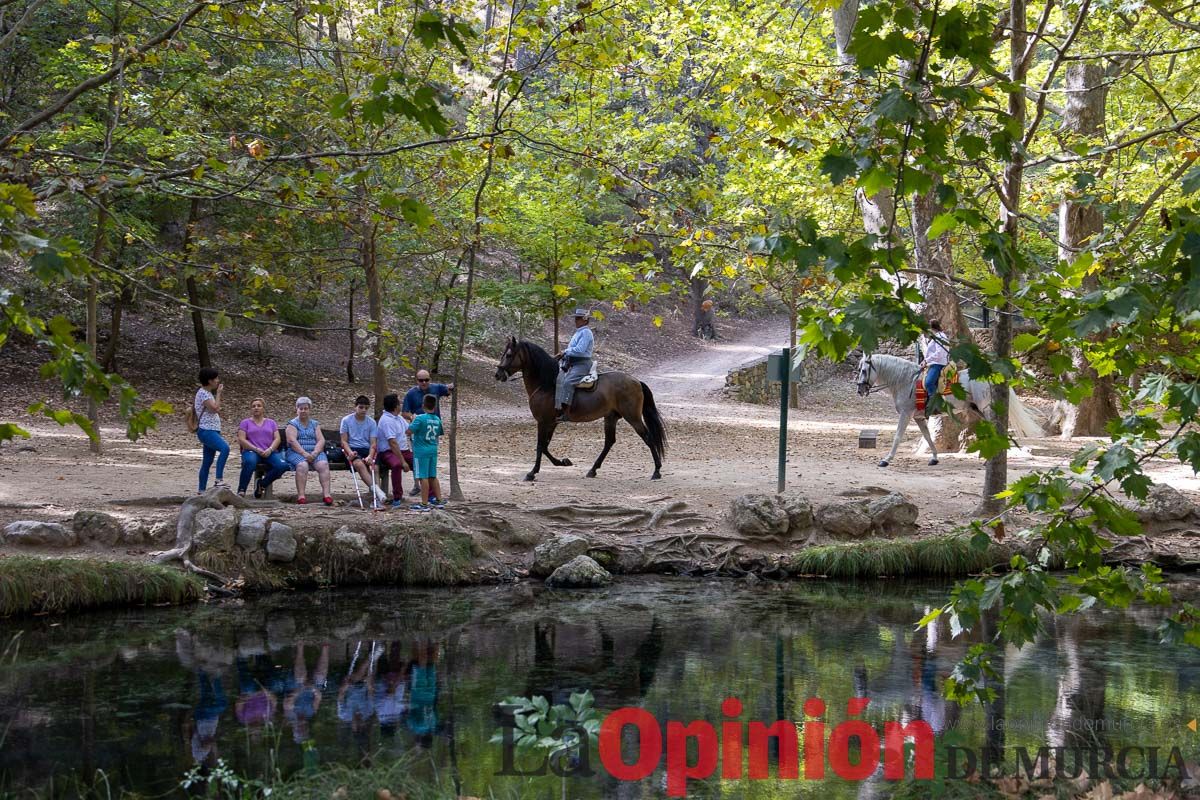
494,337 -> 667,482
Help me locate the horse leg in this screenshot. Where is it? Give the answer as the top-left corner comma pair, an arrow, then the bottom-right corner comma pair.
587,413 -> 619,478
526,424 -> 549,482
627,416 -> 662,480
915,416 -> 939,465
542,422 -> 573,467
881,412 -> 911,467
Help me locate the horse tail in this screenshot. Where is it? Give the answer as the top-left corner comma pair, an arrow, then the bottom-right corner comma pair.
1008,389 -> 1044,440
639,382 -> 668,461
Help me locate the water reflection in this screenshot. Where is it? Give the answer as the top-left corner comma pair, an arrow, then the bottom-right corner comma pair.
0,579 -> 1195,798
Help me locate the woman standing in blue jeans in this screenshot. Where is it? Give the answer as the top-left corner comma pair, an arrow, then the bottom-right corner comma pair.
194,367 -> 230,491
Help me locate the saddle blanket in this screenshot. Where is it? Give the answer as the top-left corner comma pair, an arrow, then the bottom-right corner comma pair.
914,363 -> 958,412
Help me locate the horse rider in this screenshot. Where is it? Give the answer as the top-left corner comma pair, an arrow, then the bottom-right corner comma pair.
554,307 -> 594,423
919,319 -> 951,418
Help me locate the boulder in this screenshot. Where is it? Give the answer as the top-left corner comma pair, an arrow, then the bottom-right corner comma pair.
267,522 -> 297,562
1130,484 -> 1196,522
72,510 -> 123,546
193,508 -> 238,553
865,493 -> 919,536
3,521 -> 76,548
237,512 -> 270,551
333,527 -> 371,557
815,501 -> 873,539
546,555 -> 613,588
532,534 -> 591,577
730,494 -> 790,538
780,495 -> 814,535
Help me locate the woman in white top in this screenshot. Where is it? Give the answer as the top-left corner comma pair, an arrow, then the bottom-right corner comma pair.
194,367 -> 230,491
920,320 -> 951,417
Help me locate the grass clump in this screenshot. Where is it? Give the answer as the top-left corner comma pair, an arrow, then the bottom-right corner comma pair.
0,556 -> 204,616
788,535 -> 1011,579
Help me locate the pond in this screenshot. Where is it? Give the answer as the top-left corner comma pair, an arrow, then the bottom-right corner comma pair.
1,578 -> 1198,798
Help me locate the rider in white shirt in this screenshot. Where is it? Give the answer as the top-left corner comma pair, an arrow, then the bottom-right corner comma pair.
920,319 -> 951,417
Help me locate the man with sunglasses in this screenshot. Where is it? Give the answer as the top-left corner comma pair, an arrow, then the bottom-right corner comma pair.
401,369 -> 454,497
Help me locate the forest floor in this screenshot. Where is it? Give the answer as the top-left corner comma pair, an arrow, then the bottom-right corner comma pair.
2,307 -> 1200,562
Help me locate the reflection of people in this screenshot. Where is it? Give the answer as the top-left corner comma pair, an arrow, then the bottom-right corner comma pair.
285,644 -> 330,753
234,655 -> 279,732
407,641 -> 439,747
375,642 -> 410,738
188,669 -> 227,766
338,642 -> 379,733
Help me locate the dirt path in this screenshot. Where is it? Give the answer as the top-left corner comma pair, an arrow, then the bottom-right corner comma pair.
3,319 -> 1199,545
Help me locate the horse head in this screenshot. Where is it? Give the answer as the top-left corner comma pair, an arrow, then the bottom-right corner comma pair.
495,336 -> 521,381
855,352 -> 875,397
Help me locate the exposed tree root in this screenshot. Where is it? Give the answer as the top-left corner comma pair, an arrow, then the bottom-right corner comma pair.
151,486 -> 247,592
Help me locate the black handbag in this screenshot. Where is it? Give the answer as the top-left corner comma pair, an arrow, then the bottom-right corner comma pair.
322,428 -> 347,465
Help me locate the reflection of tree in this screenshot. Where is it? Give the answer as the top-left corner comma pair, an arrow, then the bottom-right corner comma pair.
1046,616 -> 1108,752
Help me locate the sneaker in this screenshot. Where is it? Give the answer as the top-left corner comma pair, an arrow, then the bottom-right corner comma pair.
297,496 -> 307,505
253,476 -> 265,499
409,503 -> 431,512
390,499 -> 406,510
408,485 -> 421,497
432,500 -> 446,509
323,496 -> 334,507
213,480 -> 229,490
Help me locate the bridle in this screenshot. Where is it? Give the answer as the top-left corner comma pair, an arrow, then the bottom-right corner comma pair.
856,355 -> 887,397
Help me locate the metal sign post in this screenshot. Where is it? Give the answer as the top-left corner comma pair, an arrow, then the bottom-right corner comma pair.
766,347 -> 791,493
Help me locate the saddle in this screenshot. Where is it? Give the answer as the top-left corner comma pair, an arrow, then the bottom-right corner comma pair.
577,362 -> 600,391
914,364 -> 958,412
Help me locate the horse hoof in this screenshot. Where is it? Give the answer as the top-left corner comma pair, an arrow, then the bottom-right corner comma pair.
524,473 -> 536,482
929,458 -> 939,466
879,460 -> 889,468
651,471 -> 662,480
561,458 -> 573,467
586,470 -> 597,478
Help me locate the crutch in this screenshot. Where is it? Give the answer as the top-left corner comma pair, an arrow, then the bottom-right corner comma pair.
370,463 -> 381,511
348,459 -> 366,510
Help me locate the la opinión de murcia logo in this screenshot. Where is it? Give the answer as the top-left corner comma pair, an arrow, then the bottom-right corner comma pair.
496,696 -> 1194,797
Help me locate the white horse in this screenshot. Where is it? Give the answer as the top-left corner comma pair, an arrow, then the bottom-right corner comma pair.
855,353 -> 1044,468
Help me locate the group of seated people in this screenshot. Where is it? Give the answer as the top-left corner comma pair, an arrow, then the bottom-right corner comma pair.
193,366 -> 454,511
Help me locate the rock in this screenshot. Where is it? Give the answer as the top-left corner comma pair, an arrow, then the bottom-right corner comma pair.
267,522 -> 297,562
865,493 -> 919,536
72,510 -> 124,546
730,494 -> 790,538
1131,484 -> 1196,522
426,510 -> 466,536
333,527 -> 371,556
545,555 -> 613,588
815,500 -> 873,539
532,534 -> 591,577
193,508 -> 238,553
3,520 -> 76,548
780,495 -> 814,535
237,512 -> 270,550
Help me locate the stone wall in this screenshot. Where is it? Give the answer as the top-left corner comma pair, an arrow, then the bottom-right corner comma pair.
725,355 -> 809,405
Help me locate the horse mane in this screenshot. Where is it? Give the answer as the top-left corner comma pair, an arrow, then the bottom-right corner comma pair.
869,354 -> 919,391
518,340 -> 559,392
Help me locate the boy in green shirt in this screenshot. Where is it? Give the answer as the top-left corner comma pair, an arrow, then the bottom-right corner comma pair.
407,394 -> 445,511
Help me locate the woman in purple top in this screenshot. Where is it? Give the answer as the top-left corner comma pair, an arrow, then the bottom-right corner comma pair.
236,398 -> 289,497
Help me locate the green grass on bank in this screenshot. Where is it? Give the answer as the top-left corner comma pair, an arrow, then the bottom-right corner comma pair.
0,556 -> 205,616
788,535 -> 1015,579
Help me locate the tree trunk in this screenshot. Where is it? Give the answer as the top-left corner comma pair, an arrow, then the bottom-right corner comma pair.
912,186 -> 973,451
690,275 -> 708,337
1058,62 -> 1116,438
361,217 -> 386,409
788,291 -> 799,409
87,205 -> 107,454
982,0 -> 1028,516
100,284 -> 131,371
431,272 -> 459,373
347,278 -> 356,384
182,198 -> 210,368
834,0 -> 901,275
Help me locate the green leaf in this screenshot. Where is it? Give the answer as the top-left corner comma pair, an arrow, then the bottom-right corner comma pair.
328,92 -> 352,119
819,151 -> 859,186
1012,333 -> 1040,352
1183,166 -> 1200,196
926,212 -> 958,239
399,197 -> 437,231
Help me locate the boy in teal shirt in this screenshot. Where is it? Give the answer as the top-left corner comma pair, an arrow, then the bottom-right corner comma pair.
407,394 -> 445,511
